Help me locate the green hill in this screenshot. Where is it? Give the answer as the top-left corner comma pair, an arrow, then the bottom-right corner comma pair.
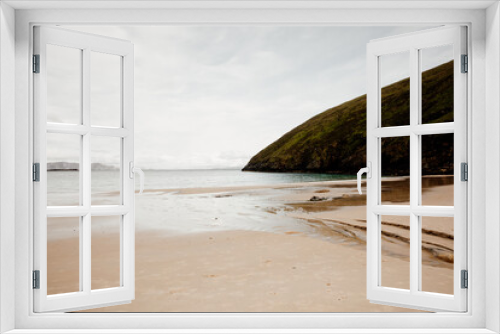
243,61 -> 454,176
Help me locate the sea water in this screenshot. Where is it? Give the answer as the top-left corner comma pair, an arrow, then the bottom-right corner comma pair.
137,169 -> 352,189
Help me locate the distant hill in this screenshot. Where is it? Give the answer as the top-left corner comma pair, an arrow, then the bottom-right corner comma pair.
243,61 -> 454,176
48,162 -> 118,171
47,162 -> 79,171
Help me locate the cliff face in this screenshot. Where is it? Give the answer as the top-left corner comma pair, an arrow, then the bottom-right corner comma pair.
243,61 -> 454,176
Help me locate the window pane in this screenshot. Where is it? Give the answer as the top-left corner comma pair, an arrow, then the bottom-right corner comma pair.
91,52 -> 122,127
47,217 -> 80,295
421,216 -> 454,294
421,45 -> 454,124
47,133 -> 80,206
421,133 -> 454,206
380,215 -> 410,290
381,137 -> 410,205
380,51 -> 410,127
91,136 -> 121,205
92,216 -> 121,290
46,44 -> 82,124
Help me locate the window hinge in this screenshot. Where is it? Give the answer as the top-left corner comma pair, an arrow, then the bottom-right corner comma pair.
33,163 -> 40,182
461,54 -> 468,73
33,270 -> 40,289
461,270 -> 468,289
33,54 -> 40,73
461,162 -> 468,182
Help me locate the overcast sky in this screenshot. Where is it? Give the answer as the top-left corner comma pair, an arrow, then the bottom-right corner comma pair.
52,25 -> 441,170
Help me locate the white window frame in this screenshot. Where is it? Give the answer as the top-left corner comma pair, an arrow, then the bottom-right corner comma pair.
1,1 -> 499,333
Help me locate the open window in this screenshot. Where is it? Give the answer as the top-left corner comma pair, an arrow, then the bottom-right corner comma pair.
31,24 -> 467,314
33,26 -> 137,312
364,26 -> 467,312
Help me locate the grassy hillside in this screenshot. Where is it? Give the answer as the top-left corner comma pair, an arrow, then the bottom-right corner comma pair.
243,61 -> 454,176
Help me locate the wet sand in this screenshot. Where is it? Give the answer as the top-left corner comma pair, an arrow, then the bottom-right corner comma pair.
282,176 -> 454,266
47,176 -> 454,312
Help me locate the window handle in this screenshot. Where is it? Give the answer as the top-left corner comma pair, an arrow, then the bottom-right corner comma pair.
357,162 -> 371,195
129,162 -> 145,194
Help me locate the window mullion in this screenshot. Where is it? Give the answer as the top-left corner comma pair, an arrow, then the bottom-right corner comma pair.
409,47 -> 420,294
82,47 -> 91,294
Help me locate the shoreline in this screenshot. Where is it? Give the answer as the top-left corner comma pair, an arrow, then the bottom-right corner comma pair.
137,176 -> 411,195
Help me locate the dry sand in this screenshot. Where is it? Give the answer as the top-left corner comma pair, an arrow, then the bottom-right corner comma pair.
69,230 -> 429,313
46,176 -> 454,312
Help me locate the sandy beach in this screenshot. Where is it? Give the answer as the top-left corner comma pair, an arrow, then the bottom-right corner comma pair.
47,176 -> 454,312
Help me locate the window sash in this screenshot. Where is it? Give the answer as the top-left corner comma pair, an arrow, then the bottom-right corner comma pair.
32,26 -> 135,313
366,26 -> 468,312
